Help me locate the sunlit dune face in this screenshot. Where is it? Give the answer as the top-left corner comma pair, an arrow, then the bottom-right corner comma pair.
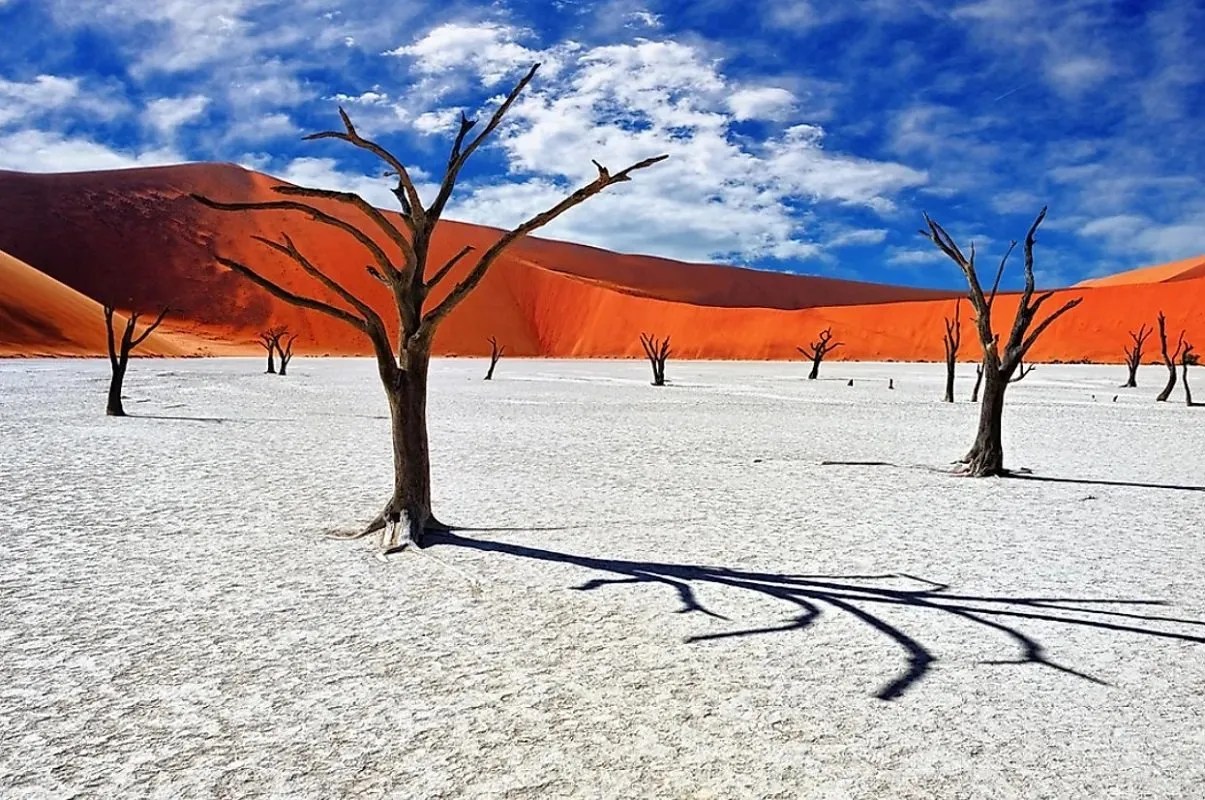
0,164 -> 1201,361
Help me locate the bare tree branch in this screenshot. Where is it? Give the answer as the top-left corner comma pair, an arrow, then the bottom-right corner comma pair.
192,194 -> 397,280
419,154 -> 669,334
303,107 -> 424,229
215,255 -> 367,332
251,233 -> 385,330
270,184 -> 414,274
426,245 -> 475,290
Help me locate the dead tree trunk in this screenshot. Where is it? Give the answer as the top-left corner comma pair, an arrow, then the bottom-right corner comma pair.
971,363 -> 984,402
639,333 -> 671,386
277,334 -> 297,375
1155,311 -> 1185,402
484,336 -> 504,380
258,326 -> 286,373
1121,323 -> 1151,388
103,304 -> 170,416
922,208 -> 1082,476
194,64 -> 665,548
942,300 -> 961,402
1183,343 -> 1197,406
798,328 -> 843,380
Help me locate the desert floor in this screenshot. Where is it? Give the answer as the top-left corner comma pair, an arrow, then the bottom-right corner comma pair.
2,358 -> 1203,799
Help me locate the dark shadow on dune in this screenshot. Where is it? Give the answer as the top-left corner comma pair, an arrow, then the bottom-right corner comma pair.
428,532 -> 1205,701
1004,472 -> 1205,493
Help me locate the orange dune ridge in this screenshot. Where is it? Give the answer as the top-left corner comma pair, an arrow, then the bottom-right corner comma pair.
0,248 -> 186,357
0,162 -> 1201,362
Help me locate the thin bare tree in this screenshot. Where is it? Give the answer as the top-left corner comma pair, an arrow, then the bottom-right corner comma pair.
103,304 -> 169,417
258,325 -> 288,373
921,207 -> 1082,476
970,363 -> 984,403
1183,342 -> 1198,406
484,336 -> 504,381
798,328 -> 843,380
193,64 -> 666,548
1012,361 -> 1036,382
1121,323 -> 1152,388
1155,311 -> 1186,402
942,299 -> 961,402
277,333 -> 298,375
639,333 -> 671,386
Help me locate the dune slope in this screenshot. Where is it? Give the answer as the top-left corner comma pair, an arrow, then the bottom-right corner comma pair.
0,249 -> 186,357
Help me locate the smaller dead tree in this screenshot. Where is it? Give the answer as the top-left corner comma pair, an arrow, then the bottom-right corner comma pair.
1012,361 -> 1035,382
971,363 -> 984,402
640,333 -> 671,386
1155,311 -> 1185,402
104,304 -> 169,416
277,334 -> 298,375
1121,323 -> 1152,388
798,328 -> 843,380
484,336 -> 505,380
942,300 -> 961,402
971,358 -> 1031,401
258,325 -> 288,373
1183,343 -> 1198,406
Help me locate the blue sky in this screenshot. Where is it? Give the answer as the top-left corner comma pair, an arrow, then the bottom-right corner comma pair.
1,0 -> 1203,289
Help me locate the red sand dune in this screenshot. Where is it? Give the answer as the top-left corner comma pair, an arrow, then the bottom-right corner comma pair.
0,163 -> 1201,362
0,248 -> 186,357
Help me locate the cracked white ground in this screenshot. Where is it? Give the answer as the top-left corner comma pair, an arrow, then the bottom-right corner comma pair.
2,358 -> 1203,799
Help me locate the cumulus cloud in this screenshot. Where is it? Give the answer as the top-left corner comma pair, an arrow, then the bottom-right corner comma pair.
382,24 -> 925,263
144,95 -> 211,135
0,129 -> 181,172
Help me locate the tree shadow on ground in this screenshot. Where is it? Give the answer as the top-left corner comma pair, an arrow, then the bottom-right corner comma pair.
429,531 -> 1205,701
1003,473 -> 1205,493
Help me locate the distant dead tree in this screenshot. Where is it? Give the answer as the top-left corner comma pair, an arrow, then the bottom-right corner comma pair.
970,363 -> 984,402
103,304 -> 169,417
1121,323 -> 1152,388
258,326 -> 288,373
1012,361 -> 1035,382
1183,342 -> 1198,406
1155,311 -> 1186,402
277,333 -> 298,375
639,333 -> 671,386
194,63 -> 666,548
922,207 -> 1082,476
798,328 -> 843,380
484,336 -> 505,380
942,299 -> 961,402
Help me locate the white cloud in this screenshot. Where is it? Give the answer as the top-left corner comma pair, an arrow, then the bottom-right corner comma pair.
727,87 -> 795,121
384,22 -> 554,88
379,24 -> 924,263
0,129 -> 182,172
144,95 -> 211,135
0,75 -> 80,125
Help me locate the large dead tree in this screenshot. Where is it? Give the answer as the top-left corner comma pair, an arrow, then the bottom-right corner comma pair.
258,326 -> 288,373
942,300 -> 961,402
922,208 -> 1082,476
103,304 -> 169,416
194,64 -> 665,548
639,333 -> 671,386
1121,323 -> 1151,388
798,328 -> 843,380
1183,343 -> 1198,406
277,333 -> 298,376
1155,311 -> 1185,402
484,336 -> 504,381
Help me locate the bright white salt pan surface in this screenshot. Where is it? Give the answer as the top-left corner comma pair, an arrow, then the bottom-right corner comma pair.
1,358 -> 1203,798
